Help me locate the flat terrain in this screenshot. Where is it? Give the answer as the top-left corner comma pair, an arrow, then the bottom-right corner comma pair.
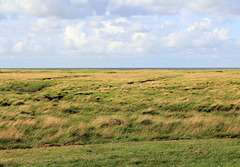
0,69 -> 240,149
1,139 -> 240,166
0,69 -> 240,166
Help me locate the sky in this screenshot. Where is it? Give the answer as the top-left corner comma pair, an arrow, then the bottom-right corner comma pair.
0,0 -> 240,68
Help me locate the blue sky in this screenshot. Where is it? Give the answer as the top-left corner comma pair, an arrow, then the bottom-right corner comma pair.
0,0 -> 240,68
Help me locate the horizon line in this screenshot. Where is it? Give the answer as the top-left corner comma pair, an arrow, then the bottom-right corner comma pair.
1,67 -> 240,70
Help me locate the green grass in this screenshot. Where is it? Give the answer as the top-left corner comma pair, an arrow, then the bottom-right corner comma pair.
0,139 -> 239,166
0,70 -> 240,150
0,80 -> 54,93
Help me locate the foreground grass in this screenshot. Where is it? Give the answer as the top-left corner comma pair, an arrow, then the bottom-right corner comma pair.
0,139 -> 239,167
0,69 -> 240,149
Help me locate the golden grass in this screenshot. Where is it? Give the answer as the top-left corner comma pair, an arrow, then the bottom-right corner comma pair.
0,127 -> 23,139
92,115 -> 128,128
1,69 -> 240,149
40,116 -> 69,128
12,119 -> 37,127
0,72 -> 67,80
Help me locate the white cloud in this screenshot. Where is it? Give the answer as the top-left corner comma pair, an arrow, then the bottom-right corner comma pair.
186,0 -> 240,16
10,32 -> 45,55
0,0 -> 240,68
186,0 -> 225,12
108,0 -> 240,17
0,0 -> 240,19
101,21 -> 125,34
12,41 -> 24,53
25,15 -> 233,60
64,23 -> 87,48
60,17 -> 154,57
200,18 -> 213,29
213,28 -> 230,41
11,40 -> 43,54
162,20 -> 231,49
108,41 -> 124,52
132,32 -> 145,41
0,0 -> 107,18
70,0 -> 88,4
236,40 -> 240,45
31,18 -> 60,33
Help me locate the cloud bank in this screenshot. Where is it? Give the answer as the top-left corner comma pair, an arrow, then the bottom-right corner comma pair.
1,0 -> 240,18
0,0 -> 240,67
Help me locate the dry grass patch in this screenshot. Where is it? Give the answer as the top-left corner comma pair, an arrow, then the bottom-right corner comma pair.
92,116 -> 128,128
0,72 -> 67,80
12,119 -> 37,127
40,116 -> 69,128
66,122 -> 90,135
0,127 -> 23,139
182,114 -> 240,135
57,102 -> 80,114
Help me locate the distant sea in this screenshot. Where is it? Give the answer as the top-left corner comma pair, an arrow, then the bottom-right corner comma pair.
1,68 -> 240,70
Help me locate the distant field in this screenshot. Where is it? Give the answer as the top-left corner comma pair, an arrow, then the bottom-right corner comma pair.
0,69 -> 240,150
1,139 -> 240,166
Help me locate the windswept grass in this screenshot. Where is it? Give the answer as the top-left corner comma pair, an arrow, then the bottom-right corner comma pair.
0,69 -> 240,149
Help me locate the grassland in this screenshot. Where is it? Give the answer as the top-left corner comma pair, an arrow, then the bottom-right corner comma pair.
1,139 -> 239,166
0,69 -> 240,150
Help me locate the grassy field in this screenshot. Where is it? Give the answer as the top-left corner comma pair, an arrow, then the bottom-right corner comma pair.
1,139 -> 240,166
0,69 -> 240,150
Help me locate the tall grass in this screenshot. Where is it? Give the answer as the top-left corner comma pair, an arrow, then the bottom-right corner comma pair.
0,69 -> 240,149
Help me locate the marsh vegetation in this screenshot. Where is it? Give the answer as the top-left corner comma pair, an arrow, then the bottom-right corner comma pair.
0,69 -> 240,150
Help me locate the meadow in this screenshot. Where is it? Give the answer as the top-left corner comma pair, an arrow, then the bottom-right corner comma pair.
0,69 -> 240,166
1,139 -> 239,166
